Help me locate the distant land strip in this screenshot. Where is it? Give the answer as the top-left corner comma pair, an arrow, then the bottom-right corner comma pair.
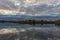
0,20 -> 60,25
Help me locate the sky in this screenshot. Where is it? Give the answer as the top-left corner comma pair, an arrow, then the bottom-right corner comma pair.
0,0 -> 60,16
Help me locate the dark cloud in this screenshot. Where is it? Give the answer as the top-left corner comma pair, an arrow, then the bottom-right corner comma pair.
19,3 -> 60,16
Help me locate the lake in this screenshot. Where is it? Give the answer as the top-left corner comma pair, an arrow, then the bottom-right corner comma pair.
0,23 -> 60,40
0,23 -> 59,28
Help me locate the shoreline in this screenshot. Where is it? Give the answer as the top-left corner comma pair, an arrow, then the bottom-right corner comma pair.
0,20 -> 60,25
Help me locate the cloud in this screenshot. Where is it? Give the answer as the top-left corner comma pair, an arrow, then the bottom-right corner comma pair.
19,3 -> 53,16
0,0 -> 19,10
20,2 -> 60,16
0,0 -> 60,16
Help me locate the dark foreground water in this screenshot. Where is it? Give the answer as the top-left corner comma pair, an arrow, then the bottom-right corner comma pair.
0,23 -> 60,40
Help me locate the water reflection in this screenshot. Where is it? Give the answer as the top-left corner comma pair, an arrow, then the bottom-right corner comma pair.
0,28 -> 60,40
0,23 -> 60,28
0,23 -> 60,40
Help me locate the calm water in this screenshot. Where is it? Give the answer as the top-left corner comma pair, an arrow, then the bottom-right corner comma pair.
0,23 -> 60,40
0,23 -> 59,28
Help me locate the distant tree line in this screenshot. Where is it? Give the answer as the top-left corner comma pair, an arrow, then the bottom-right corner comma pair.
0,20 -> 60,25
